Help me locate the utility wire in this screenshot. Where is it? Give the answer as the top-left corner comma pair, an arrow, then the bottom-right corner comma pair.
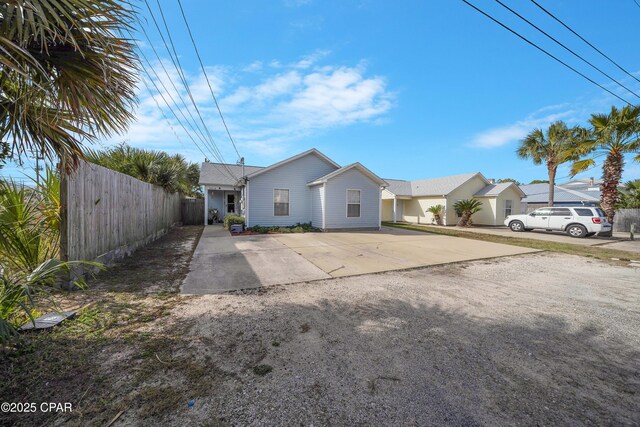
461,0 -> 633,106
142,0 -> 237,180
494,0 -> 640,99
150,0 -> 234,177
176,0 -> 242,160
530,0 -> 640,86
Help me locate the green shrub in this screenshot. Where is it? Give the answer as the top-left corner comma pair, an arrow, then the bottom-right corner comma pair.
246,222 -> 321,234
223,214 -> 245,229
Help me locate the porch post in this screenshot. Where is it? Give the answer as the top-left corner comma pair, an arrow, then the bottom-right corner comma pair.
393,197 -> 397,223
204,186 -> 208,225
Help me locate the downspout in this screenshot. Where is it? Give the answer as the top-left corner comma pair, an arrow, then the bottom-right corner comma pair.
378,187 -> 382,230
322,183 -> 326,230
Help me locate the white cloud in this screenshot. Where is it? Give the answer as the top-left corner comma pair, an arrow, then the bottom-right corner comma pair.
471,106 -> 576,149
111,51 -> 395,162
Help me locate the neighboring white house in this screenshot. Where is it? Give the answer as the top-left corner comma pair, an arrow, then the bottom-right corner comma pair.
382,172 -> 524,226
198,149 -> 388,230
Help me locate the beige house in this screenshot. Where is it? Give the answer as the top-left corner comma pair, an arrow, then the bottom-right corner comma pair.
382,172 -> 524,226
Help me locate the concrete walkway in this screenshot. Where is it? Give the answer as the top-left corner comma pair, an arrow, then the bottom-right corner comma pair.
181,226 -> 330,294
182,225 -> 538,293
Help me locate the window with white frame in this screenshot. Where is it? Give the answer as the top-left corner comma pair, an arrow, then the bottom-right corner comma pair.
347,189 -> 361,218
274,189 -> 289,216
504,199 -> 513,216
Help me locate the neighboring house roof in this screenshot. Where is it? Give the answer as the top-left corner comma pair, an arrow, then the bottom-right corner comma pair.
519,183 -> 600,203
474,182 -> 525,197
385,172 -> 484,197
383,179 -> 413,196
199,162 -> 264,186
307,163 -> 389,187
246,148 -> 340,180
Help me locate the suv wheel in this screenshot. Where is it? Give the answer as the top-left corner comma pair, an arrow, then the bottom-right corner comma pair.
566,224 -> 587,238
509,220 -> 525,232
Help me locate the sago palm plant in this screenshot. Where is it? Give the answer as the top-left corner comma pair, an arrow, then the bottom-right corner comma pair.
453,199 -> 483,227
571,105 -> 640,223
427,204 -> 445,225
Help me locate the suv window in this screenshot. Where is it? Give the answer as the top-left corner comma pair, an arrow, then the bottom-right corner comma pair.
596,208 -> 606,217
532,208 -> 551,216
574,208 -> 594,216
549,208 -> 572,216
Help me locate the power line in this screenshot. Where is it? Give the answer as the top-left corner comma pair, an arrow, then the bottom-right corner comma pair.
530,0 -> 640,86
635,0 -> 640,10
461,0 -> 633,106
494,0 -> 640,100
150,0 -> 233,174
176,0 -> 242,160
141,0 -> 237,180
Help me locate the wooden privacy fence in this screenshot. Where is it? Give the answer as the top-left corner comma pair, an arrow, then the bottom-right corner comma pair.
613,209 -> 640,232
181,198 -> 205,225
60,161 -> 182,265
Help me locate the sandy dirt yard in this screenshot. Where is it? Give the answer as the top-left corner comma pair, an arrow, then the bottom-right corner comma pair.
2,226 -> 639,426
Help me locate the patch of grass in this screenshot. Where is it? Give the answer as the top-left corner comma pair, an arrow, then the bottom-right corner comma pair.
271,341 -> 280,347
382,222 -> 639,263
253,364 -> 273,376
247,222 -> 321,234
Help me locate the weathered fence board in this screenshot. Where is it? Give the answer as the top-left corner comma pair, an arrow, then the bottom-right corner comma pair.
60,162 -> 182,264
181,198 -> 204,225
614,209 -> 640,232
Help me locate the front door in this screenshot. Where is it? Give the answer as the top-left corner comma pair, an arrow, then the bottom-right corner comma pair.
225,193 -> 236,215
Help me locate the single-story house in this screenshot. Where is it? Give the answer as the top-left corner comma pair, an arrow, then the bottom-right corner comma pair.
198,149 -> 388,230
382,172 -> 524,226
519,183 -> 600,213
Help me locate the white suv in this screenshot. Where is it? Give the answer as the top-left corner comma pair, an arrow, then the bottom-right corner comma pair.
504,206 -> 611,238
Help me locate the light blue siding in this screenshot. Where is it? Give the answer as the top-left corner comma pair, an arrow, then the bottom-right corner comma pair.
310,184 -> 324,228
246,153 -> 337,227
324,168 -> 380,229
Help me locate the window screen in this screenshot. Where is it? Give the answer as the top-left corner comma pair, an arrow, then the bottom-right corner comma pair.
504,200 -> 512,216
347,189 -> 361,218
274,189 -> 289,216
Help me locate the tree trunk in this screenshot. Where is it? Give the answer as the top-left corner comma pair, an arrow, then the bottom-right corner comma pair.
457,211 -> 471,227
601,151 -> 623,223
547,164 -> 557,207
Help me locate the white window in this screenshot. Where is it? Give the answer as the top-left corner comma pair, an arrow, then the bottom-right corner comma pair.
274,189 -> 289,216
505,200 -> 512,216
347,189 -> 361,218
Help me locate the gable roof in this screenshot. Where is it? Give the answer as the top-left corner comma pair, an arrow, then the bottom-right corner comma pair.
199,162 -> 264,186
307,163 -> 389,187
385,172 -> 485,197
246,148 -> 340,180
474,182 -> 525,197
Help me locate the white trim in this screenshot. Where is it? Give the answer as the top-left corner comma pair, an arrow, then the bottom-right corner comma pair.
322,183 -> 326,230
203,185 -> 209,225
379,188 -> 382,230
247,149 -> 340,180
307,162 -> 388,187
273,188 -> 290,217
346,188 -> 361,218
393,196 -> 397,223
246,181 -> 250,226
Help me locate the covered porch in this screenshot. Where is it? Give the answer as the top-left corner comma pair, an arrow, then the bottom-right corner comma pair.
204,185 -> 243,224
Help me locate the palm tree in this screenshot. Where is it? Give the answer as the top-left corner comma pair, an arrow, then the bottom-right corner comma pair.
517,121 -> 586,206
618,179 -> 640,209
571,106 -> 640,223
427,204 -> 445,225
86,144 -> 202,196
0,0 -> 138,172
453,199 -> 483,227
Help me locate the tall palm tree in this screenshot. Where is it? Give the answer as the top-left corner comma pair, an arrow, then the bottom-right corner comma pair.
517,121 -> 586,207
571,105 -> 640,223
0,0 -> 138,172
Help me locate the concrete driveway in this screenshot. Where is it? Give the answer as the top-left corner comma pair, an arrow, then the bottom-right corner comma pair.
182,225 -> 538,293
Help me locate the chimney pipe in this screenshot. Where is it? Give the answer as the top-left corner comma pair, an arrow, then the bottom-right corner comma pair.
589,177 -> 594,186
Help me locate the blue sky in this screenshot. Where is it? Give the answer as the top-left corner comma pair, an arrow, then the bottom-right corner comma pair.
4,0 -> 640,184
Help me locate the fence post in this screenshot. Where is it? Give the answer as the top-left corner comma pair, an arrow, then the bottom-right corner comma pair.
59,169 -> 68,262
